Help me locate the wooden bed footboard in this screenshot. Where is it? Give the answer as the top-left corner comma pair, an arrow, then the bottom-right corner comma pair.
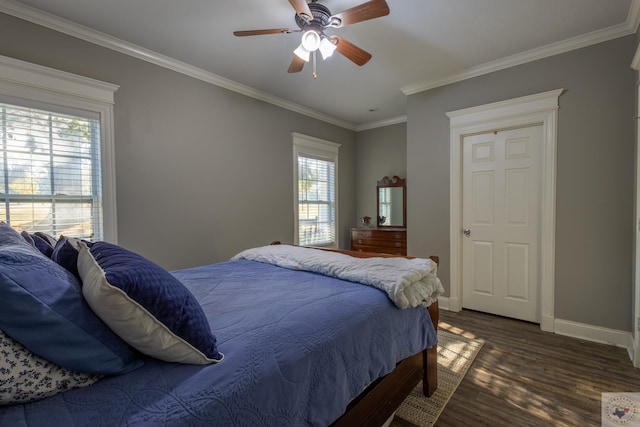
269,243 -> 440,426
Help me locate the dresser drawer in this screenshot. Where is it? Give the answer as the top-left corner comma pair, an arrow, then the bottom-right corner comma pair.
351,244 -> 406,256
352,229 -> 405,241
351,237 -> 406,249
351,230 -> 373,239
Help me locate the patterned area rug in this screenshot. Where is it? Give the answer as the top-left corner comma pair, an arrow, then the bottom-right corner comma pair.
393,330 -> 484,426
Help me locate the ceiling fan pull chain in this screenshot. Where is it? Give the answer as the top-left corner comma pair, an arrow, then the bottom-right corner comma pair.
312,50 -> 317,79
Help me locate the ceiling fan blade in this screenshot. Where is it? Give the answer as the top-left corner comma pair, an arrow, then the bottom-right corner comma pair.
288,55 -> 306,73
288,0 -> 314,23
333,36 -> 372,66
234,28 -> 294,36
330,0 -> 390,28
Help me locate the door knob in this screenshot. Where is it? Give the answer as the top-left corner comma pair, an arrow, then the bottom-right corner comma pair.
463,228 -> 471,236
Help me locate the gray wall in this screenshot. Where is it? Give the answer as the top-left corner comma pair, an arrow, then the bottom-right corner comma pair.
2,11 -> 635,332
406,35 -> 636,331
0,12 -> 357,270
355,123 -> 406,227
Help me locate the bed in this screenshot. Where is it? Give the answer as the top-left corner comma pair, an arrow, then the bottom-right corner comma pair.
0,225 -> 443,427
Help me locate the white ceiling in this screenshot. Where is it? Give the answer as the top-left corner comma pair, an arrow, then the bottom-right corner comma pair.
1,0 -> 638,130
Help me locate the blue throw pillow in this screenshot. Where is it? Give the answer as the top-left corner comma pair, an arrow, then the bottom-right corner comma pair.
32,233 -> 55,257
20,231 -> 55,257
51,236 -> 83,279
33,231 -> 57,247
0,223 -> 142,375
78,241 -> 223,364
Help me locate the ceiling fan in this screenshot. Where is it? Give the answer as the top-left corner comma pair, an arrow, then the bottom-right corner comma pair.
233,0 -> 390,77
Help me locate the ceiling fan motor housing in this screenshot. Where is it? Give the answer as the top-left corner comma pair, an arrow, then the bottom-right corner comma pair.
295,2 -> 333,29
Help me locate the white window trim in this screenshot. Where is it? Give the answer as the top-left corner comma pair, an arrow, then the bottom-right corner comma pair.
292,132 -> 340,248
0,55 -> 119,243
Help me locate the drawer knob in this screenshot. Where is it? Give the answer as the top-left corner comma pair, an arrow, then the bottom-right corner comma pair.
358,239 -> 363,244
395,242 -> 401,247
395,234 -> 402,239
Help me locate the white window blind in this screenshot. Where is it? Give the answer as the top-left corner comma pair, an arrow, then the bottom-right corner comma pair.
297,154 -> 336,246
293,133 -> 340,248
0,102 -> 103,240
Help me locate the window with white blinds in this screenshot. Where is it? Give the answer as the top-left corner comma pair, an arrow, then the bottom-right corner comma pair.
293,133 -> 340,248
0,102 -> 103,240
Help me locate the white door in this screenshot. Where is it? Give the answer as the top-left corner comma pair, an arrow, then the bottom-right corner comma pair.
461,126 -> 542,322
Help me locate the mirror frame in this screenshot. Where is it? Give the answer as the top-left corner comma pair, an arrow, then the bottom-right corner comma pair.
376,175 -> 406,228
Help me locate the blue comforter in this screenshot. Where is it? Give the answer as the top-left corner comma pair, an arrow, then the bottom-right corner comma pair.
0,259 -> 437,426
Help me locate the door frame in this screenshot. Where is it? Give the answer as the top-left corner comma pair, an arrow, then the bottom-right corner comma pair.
629,45 -> 640,367
447,89 -> 563,332
634,82 -> 640,368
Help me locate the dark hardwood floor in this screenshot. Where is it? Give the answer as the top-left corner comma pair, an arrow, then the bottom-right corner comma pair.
397,309 -> 640,426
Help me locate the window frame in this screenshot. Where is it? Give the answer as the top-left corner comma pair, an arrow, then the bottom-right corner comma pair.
0,55 -> 118,242
292,132 -> 340,248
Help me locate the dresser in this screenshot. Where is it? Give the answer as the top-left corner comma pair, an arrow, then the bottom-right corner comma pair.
350,228 -> 407,256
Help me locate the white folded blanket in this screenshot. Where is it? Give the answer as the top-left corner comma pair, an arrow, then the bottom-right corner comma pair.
231,245 -> 445,309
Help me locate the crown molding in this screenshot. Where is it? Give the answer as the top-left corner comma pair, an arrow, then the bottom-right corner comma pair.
403,0 -> 640,95
2,0 -> 638,130
0,0 -> 356,131
631,0 -> 640,70
629,0 -> 640,33
355,115 -> 407,132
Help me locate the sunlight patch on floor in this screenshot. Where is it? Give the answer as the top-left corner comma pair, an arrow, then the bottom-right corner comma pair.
468,365 -> 585,425
439,321 -> 479,340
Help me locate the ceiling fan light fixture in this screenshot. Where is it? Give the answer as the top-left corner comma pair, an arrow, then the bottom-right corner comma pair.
300,30 -> 321,52
319,37 -> 337,59
235,0 -> 391,76
294,43 -> 311,61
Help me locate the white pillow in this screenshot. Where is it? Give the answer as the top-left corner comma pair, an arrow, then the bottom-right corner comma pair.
0,329 -> 102,405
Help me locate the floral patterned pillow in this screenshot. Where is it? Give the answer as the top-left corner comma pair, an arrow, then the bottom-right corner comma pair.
0,329 -> 102,405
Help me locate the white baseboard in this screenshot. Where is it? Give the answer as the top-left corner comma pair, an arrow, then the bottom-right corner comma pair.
436,298 -> 636,364
437,296 -> 451,311
554,318 -> 634,358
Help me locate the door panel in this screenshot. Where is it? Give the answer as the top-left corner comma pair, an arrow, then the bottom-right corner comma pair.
471,240 -> 494,295
472,171 -> 494,224
506,168 -> 529,225
505,243 -> 529,300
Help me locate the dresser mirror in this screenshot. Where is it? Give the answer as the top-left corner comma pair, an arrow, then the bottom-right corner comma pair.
377,176 -> 406,228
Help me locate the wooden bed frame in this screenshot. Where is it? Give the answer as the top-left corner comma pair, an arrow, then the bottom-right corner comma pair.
270,243 -> 439,426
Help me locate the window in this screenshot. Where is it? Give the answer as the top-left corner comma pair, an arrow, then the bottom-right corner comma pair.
293,133 -> 340,248
0,55 -> 118,242
0,102 -> 102,240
